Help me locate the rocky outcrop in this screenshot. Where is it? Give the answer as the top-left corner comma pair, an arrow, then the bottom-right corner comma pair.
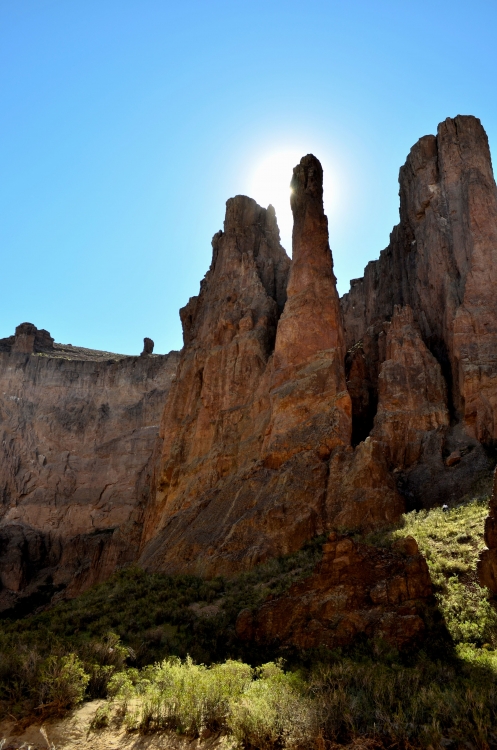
139,159 -> 402,577
263,155 -> 351,468
236,532 -> 432,650
0,322 -> 55,354
341,116 -> 497,446
371,305 -> 450,470
0,326 -> 179,613
141,338 -> 154,356
4,117 -> 497,650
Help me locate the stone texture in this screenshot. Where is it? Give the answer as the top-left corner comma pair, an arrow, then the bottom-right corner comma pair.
371,305 -> 450,470
262,155 -> 351,468
236,532 -> 432,650
141,337 -> 154,356
139,162 -> 407,580
0,329 -> 179,613
326,439 -> 404,532
341,116 -> 497,445
139,196 -> 294,574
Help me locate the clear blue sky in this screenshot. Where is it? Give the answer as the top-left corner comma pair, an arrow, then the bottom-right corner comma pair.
1,1 -> 497,354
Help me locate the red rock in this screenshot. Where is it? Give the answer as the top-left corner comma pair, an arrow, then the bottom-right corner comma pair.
236,533 -> 432,650
341,116 -> 497,445
445,450 -> 462,467
326,439 -> 404,531
263,154 -> 352,468
0,328 -> 179,612
371,305 -> 450,470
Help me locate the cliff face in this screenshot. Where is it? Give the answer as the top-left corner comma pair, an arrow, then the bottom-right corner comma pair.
342,116 -> 497,445
341,116 -> 495,509
0,325 -> 179,613
138,157 -> 408,580
4,115 -> 497,646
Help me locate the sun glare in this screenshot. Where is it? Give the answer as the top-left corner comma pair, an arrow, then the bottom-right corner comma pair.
249,150 -> 305,253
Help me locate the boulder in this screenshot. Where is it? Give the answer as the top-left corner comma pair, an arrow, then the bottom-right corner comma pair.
236,532 -> 432,650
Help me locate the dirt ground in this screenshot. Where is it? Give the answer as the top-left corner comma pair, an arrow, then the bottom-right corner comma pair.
0,702 -> 231,750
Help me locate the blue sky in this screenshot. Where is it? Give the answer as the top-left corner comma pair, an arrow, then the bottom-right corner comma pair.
1,0 -> 497,354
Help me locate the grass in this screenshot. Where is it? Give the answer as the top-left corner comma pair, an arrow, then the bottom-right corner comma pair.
393,498 -> 497,648
2,498 -> 497,748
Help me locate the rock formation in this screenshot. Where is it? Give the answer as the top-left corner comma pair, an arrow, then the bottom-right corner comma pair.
341,116 -> 497,446
263,156 -> 351,469
341,116 -> 495,509
3,114 -> 497,648
138,158 -> 403,579
0,322 -> 55,355
371,305 -> 450,470
141,337 -> 154,356
236,533 -> 432,650
0,324 -> 179,613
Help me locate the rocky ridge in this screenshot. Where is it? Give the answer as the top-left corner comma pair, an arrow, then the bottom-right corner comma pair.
2,115 -> 497,650
0,324 -> 179,613
138,156 -> 407,583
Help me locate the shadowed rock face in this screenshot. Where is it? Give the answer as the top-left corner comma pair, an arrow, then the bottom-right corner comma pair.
138,160 -> 406,579
341,115 -> 497,445
371,305 -> 450,470
263,155 -> 351,468
236,533 -> 432,650
0,328 -> 179,613
4,117 -> 497,648
139,188 -> 346,575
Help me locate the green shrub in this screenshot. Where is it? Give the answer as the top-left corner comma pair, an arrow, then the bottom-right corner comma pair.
228,661 -> 316,750
38,653 -> 89,711
393,498 -> 497,648
3,498 -> 497,747
126,657 -> 252,735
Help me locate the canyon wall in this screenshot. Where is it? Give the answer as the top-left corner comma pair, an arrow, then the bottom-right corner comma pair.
138,156 -> 406,579
342,116 -> 497,444
342,116 -> 495,509
3,114 -> 497,644
0,325 -> 179,613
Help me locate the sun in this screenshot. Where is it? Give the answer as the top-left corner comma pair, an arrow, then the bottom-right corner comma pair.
249,149 -> 305,253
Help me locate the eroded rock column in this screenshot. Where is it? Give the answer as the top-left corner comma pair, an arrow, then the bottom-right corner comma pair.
263,155 -> 351,467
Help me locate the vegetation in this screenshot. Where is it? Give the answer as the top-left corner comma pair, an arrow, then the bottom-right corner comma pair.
2,499 -> 497,748
394,498 -> 497,648
0,537 -> 325,717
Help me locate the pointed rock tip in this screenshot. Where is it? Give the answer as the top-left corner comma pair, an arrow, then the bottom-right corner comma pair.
291,154 -> 323,201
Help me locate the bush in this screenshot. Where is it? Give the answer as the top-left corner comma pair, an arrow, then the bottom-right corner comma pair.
228,661 -> 316,750
125,657 -> 252,735
38,653 -> 89,711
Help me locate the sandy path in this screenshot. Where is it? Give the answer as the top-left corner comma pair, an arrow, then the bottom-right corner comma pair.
0,702 -> 229,750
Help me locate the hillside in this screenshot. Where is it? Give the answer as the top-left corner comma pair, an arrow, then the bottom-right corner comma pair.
1,494 -> 497,748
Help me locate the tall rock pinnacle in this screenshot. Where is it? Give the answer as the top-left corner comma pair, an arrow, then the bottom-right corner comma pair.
263,154 -> 351,468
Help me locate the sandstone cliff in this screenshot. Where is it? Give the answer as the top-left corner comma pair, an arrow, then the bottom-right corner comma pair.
341,116 -> 495,509
138,157 -> 405,579
342,115 -> 497,445
3,115 -> 497,649
0,324 -> 179,613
